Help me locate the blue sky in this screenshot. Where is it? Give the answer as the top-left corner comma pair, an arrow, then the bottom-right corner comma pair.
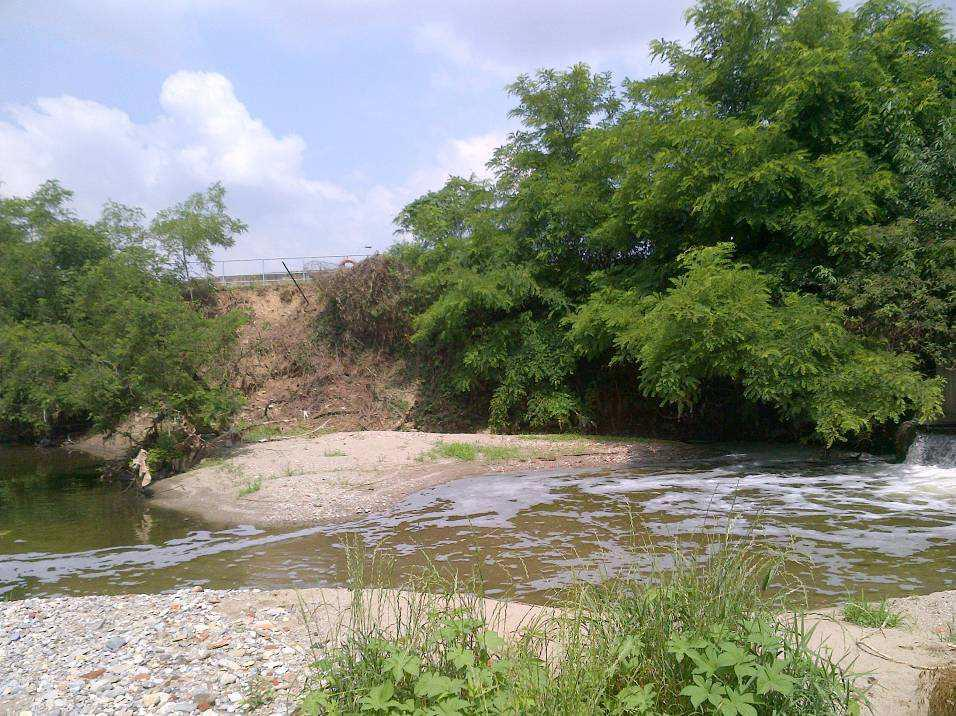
1,1 -> 950,265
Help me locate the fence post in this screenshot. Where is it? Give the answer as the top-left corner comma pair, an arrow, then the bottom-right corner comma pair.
261,259 -> 266,284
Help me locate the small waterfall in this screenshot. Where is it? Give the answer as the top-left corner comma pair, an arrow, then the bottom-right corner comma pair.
905,431 -> 956,468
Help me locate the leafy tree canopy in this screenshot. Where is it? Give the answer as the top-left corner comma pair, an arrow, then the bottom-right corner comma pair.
0,181 -> 245,443
394,0 -> 953,444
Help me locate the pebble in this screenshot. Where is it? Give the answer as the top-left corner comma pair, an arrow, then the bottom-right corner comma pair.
0,589 -> 312,714
106,636 -> 128,651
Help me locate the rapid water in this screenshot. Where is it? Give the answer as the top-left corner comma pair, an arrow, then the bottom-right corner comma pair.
905,431 -> 956,468
1,443 -> 954,603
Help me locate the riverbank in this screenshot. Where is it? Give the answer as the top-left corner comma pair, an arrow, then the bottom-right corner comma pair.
147,431 -> 675,527
1,587 -> 953,715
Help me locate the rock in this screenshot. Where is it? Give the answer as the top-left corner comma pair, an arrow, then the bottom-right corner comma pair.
194,690 -> 216,711
105,636 -> 127,652
0,588 -> 312,716
142,693 -> 162,707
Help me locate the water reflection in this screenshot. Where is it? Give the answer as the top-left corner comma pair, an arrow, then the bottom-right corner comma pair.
1,446 -> 954,603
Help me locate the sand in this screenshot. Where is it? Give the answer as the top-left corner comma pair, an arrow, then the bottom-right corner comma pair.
147,430 -> 673,527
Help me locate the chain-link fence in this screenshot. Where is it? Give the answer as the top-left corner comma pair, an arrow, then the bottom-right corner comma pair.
189,255 -> 371,287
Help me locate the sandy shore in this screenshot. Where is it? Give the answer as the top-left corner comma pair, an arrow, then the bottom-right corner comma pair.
148,431 -> 677,527
2,587 -> 953,715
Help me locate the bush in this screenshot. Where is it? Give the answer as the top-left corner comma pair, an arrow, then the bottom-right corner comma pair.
316,255 -> 416,351
570,244 -> 943,445
300,539 -> 863,715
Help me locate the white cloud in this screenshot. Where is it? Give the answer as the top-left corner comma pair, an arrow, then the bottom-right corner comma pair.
0,71 -> 500,260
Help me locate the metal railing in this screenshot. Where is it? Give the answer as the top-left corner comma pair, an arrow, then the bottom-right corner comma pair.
190,255 -> 371,287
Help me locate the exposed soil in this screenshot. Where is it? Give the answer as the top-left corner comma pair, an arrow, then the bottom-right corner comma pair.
147,430 -> 675,527
805,591 -> 956,715
220,284 -> 418,434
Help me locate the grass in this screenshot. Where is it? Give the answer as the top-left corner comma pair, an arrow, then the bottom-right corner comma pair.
237,477 -> 262,496
299,536 -> 864,716
198,455 -> 228,469
942,620 -> 956,644
842,592 -> 903,628
518,432 -> 650,444
242,422 -> 312,442
324,449 -> 347,457
417,441 -> 525,463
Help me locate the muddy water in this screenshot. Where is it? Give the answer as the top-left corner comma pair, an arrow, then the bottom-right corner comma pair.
1,445 -> 954,603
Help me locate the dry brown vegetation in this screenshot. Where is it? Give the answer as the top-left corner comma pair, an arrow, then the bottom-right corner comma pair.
219,274 -> 419,434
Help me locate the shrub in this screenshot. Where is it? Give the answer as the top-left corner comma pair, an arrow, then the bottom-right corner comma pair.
300,539 -> 863,715
316,255 -> 416,351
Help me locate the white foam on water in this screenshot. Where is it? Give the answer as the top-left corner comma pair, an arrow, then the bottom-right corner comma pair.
905,432 -> 956,468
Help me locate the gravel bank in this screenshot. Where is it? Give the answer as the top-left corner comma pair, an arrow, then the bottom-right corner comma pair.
0,588 -> 319,716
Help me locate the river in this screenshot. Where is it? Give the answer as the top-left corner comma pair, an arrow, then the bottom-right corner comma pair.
1,442 -> 953,603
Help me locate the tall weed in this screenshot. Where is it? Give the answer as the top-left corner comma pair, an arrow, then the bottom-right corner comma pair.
300,536 -> 863,715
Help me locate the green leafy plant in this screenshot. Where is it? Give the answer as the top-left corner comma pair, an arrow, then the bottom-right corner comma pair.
238,477 -> 261,496
300,537 -> 864,715
242,675 -> 276,710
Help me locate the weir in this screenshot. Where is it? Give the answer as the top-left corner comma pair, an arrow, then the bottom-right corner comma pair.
905,428 -> 956,468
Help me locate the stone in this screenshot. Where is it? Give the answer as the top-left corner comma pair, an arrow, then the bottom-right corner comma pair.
80,668 -> 105,680
194,690 -> 216,711
105,637 -> 127,652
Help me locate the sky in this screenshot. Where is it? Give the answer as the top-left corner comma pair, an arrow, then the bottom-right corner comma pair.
1,1 -> 951,266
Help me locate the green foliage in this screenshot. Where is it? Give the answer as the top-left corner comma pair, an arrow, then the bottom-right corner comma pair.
392,0 -> 952,443
238,477 -> 262,496
150,182 -> 247,281
570,244 -> 942,444
304,609 -> 523,715
301,540 -> 862,715
145,430 -> 190,473
842,593 -> 903,629
0,181 -> 245,444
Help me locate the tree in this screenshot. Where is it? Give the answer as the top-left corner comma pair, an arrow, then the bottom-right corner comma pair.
569,244 -> 942,445
0,182 -> 246,445
392,0 -> 952,443
150,182 -> 247,282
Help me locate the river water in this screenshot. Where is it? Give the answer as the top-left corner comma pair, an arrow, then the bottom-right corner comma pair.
1,443 -> 953,604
